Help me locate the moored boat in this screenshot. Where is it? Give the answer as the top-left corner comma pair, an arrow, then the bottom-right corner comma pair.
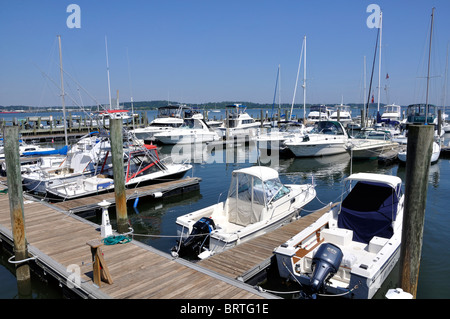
172,166 -> 316,259
284,121 -> 349,157
346,129 -> 398,160
45,144 -> 192,200
274,172 -> 404,299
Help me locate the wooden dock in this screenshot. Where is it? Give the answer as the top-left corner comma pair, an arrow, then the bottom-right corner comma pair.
0,184 -> 274,299
198,204 -> 336,281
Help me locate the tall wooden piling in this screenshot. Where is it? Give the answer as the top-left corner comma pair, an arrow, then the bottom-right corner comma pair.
109,119 -> 128,233
399,124 -> 434,298
2,125 -> 31,296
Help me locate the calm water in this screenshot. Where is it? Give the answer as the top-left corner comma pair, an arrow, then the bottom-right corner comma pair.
1,109 -> 449,299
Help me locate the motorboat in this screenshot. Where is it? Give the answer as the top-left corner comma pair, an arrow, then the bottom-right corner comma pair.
21,132 -> 113,194
255,121 -> 306,155
381,104 -> 402,122
130,105 -> 197,143
398,140 -> 441,164
0,139 -> 56,160
217,104 -> 260,139
153,113 -> 221,145
404,103 -> 444,137
284,121 -> 349,157
330,103 -> 352,126
274,173 -> 404,299
346,129 -> 399,160
45,144 -> 192,200
306,105 -> 332,123
172,166 -> 316,259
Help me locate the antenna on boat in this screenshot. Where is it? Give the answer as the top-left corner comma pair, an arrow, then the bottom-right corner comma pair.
57,35 -> 69,146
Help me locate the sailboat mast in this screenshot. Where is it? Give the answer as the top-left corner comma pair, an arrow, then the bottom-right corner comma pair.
57,35 -> 68,146
105,36 -> 112,110
364,55 -> 367,125
290,36 -> 305,121
303,36 -> 307,123
377,11 -> 383,113
425,7 -> 435,122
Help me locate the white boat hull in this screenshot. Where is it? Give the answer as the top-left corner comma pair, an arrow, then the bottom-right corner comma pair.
155,132 -> 220,145
286,139 -> 347,157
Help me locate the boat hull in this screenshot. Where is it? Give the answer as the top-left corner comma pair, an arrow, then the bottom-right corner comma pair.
286,140 -> 347,157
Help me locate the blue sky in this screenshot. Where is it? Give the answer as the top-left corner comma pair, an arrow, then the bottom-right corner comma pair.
1,0 -> 449,107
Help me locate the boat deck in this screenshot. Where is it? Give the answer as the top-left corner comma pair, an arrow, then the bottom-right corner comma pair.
198,203 -> 337,281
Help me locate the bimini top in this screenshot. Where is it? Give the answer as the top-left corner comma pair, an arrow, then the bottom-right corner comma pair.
345,173 -> 402,189
232,166 -> 279,181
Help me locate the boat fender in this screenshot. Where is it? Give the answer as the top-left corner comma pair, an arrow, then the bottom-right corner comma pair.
303,135 -> 310,142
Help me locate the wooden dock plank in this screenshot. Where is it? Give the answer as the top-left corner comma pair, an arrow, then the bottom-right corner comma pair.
51,177 -> 201,213
0,188 -> 270,299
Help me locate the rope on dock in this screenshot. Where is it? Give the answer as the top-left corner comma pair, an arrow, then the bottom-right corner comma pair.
102,235 -> 131,245
8,255 -> 37,265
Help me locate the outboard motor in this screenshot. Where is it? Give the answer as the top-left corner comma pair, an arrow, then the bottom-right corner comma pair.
309,243 -> 343,293
172,217 -> 215,257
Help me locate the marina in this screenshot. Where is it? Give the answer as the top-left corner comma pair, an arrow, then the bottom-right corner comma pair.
1,107 -> 450,300
2,1 -> 450,303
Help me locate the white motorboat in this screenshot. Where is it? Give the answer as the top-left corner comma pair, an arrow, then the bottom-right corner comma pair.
381,104 -> 402,122
218,104 -> 260,138
153,113 -> 221,145
284,121 -> 349,157
21,133 -> 113,194
330,103 -> 352,126
398,140 -> 441,164
173,166 -> 316,259
274,172 -> 404,299
0,139 -> 56,160
46,144 -> 192,200
306,105 -> 332,123
346,129 -> 399,160
130,105 -> 197,143
255,121 -> 306,154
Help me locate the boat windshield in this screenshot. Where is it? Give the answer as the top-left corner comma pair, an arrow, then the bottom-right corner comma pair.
311,121 -> 345,135
226,172 -> 290,226
125,149 -> 161,182
157,106 -> 184,118
353,130 -> 391,140
181,119 -> 203,129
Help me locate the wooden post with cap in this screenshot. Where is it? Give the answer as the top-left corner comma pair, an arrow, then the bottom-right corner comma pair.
110,118 -> 128,233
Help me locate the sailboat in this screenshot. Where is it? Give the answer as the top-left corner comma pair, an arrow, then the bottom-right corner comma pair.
396,8 -> 441,163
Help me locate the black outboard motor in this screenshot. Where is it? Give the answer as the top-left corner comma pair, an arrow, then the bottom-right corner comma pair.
172,217 -> 215,257
309,243 -> 343,293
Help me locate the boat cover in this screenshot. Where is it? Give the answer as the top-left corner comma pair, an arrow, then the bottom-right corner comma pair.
22,145 -> 68,157
337,181 -> 399,244
226,170 -> 289,226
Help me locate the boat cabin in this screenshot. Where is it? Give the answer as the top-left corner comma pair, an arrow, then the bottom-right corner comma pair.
226,166 -> 290,226
310,121 -> 346,135
406,103 -> 436,124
